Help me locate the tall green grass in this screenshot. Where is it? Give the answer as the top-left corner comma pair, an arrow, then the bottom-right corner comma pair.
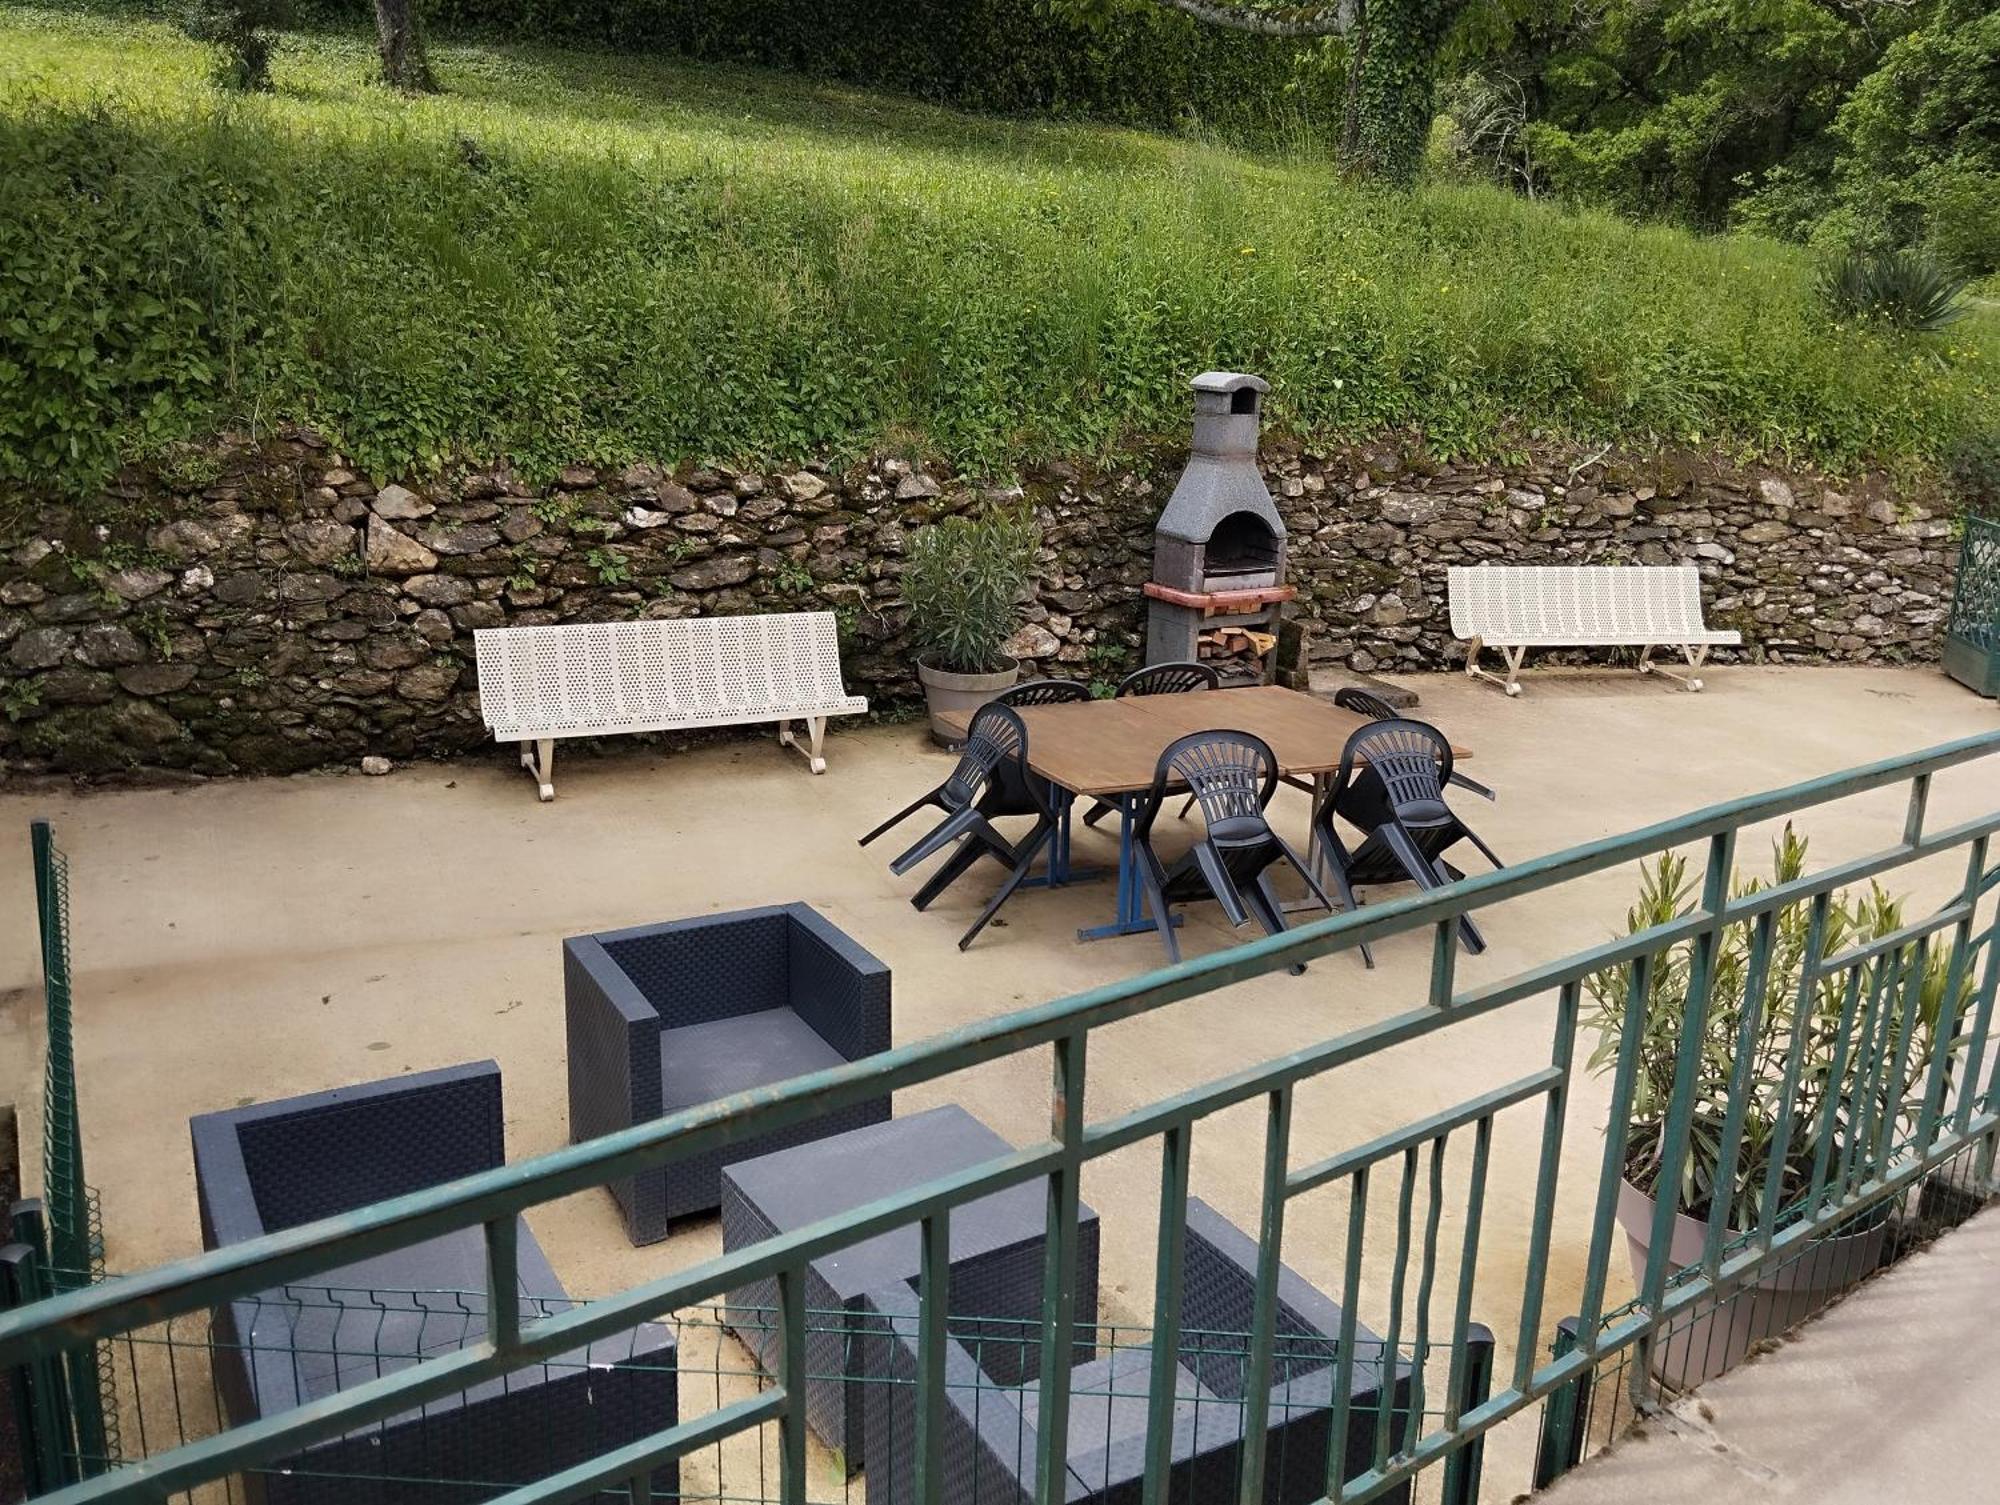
1,7 -> 1994,497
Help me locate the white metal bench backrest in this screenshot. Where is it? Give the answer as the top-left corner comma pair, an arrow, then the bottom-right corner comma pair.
475,613 -> 858,740
1449,565 -> 1718,645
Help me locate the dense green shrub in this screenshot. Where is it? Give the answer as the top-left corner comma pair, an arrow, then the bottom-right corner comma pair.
0,13 -> 1994,500
292,0 -> 1346,145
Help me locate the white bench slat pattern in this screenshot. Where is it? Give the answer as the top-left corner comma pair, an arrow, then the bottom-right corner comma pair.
1448,565 -> 1739,695
475,613 -> 866,799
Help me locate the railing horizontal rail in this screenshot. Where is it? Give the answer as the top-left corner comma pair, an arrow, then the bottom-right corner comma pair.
1287,1069 -> 1563,1197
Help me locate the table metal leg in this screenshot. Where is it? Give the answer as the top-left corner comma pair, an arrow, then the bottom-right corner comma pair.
1078,796 -> 1182,942
1021,788 -> 1109,891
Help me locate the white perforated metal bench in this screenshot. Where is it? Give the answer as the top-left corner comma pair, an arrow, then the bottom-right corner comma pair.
474,613 -> 867,800
1448,565 -> 1740,696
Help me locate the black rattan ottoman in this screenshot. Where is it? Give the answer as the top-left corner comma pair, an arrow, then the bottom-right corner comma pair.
720,1105 -> 1101,1474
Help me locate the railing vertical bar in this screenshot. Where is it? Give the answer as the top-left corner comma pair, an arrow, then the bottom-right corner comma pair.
1235,1086 -> 1294,1505
1324,1166 -> 1368,1503
1371,1147 -> 1417,1476
774,1263 -> 807,1505
1904,772 -> 1932,847
1402,1134 -> 1447,1456
483,1216 -> 519,1354
1857,947 -> 1910,1189
1702,909 -> 1776,1280
1430,921 -> 1457,1011
1513,982 -> 1578,1391
914,1209 -> 950,1505
1956,913 -> 2000,1131
1874,941 -> 1930,1176
1578,954 -> 1652,1343
1034,1030 -> 1088,1505
1639,831 -> 1735,1313
1917,836 -> 1987,1150
1759,892 -> 1831,1247
1810,967 -> 1870,1217
1141,1124 -> 1192,1505
1837,952 -> 1899,1205
1443,1115 -> 1492,1430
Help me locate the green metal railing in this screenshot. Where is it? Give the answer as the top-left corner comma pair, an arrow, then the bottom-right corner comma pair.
3,732 -> 1999,1505
1945,514 -> 2000,697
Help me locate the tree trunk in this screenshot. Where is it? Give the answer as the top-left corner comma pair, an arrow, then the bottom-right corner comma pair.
374,0 -> 438,93
1338,0 -> 1369,166
1349,0 -> 1465,185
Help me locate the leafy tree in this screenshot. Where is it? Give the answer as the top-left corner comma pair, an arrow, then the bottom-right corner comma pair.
1121,0 -> 1477,181
1809,0 -> 1999,272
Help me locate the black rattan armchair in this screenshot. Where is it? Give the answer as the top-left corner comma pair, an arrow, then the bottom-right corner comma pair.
861,703 -> 1058,950
1311,719 -> 1504,968
1331,687 -> 1496,801
1131,730 -> 1333,971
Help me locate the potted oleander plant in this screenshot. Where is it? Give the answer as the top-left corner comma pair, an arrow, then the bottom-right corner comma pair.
902,506 -> 1038,739
1586,826 -> 1969,1384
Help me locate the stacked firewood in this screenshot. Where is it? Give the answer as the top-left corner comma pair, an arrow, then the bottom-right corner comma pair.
1197,627 -> 1278,661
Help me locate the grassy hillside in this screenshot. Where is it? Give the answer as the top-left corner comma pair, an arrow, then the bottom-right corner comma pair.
1,6 -> 1995,498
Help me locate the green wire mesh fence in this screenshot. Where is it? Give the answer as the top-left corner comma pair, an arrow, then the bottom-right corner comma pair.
65,1296 -> 1487,1505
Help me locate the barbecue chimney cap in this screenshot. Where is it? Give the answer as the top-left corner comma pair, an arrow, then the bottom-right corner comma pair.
1192,371 -> 1268,415
1191,371 -> 1269,395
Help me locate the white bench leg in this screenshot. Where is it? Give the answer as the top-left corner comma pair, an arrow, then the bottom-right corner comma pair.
1649,644 -> 1711,692
777,717 -> 828,774
1466,639 -> 1526,697
521,738 -> 556,801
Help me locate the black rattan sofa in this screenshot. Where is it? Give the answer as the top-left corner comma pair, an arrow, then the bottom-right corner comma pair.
860,1198 -> 1416,1505
565,903 -> 892,1243
191,1061 -> 678,1505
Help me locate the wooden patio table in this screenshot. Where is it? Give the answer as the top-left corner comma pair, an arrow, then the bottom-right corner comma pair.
933,686 -> 1472,941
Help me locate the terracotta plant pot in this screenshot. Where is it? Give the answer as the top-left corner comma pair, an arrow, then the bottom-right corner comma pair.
1615,1176 -> 1887,1387
916,657 -> 1019,745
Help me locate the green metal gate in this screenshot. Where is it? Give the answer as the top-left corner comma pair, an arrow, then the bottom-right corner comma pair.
2,734 -> 1998,1505
1945,514 -> 2000,696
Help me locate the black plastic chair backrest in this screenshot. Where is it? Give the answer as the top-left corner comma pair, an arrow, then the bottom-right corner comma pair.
945,703 -> 1028,807
1116,662 -> 1220,698
1139,729 -> 1277,839
1331,686 -> 1399,722
997,678 -> 1090,707
1334,718 -> 1453,816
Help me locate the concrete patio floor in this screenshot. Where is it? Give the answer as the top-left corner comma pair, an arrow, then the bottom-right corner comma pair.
1,663 -> 1995,1497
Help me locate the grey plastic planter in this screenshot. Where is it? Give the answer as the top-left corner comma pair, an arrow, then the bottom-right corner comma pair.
917,657 -> 1019,743
1616,1177 -> 1887,1386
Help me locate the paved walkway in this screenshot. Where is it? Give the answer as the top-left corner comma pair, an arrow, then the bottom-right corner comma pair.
1,664 -> 1994,1496
1543,1205 -> 2000,1503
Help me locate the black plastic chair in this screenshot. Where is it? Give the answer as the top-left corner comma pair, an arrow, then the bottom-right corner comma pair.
1311,719 -> 1505,968
857,703 -> 1056,950
1332,687 -> 1496,801
996,678 -> 1090,707
1130,730 -> 1335,973
1116,661 -> 1219,698
1086,661 -> 1219,828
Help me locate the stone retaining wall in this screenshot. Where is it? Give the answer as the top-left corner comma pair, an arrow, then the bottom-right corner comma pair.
0,430 -> 1959,776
